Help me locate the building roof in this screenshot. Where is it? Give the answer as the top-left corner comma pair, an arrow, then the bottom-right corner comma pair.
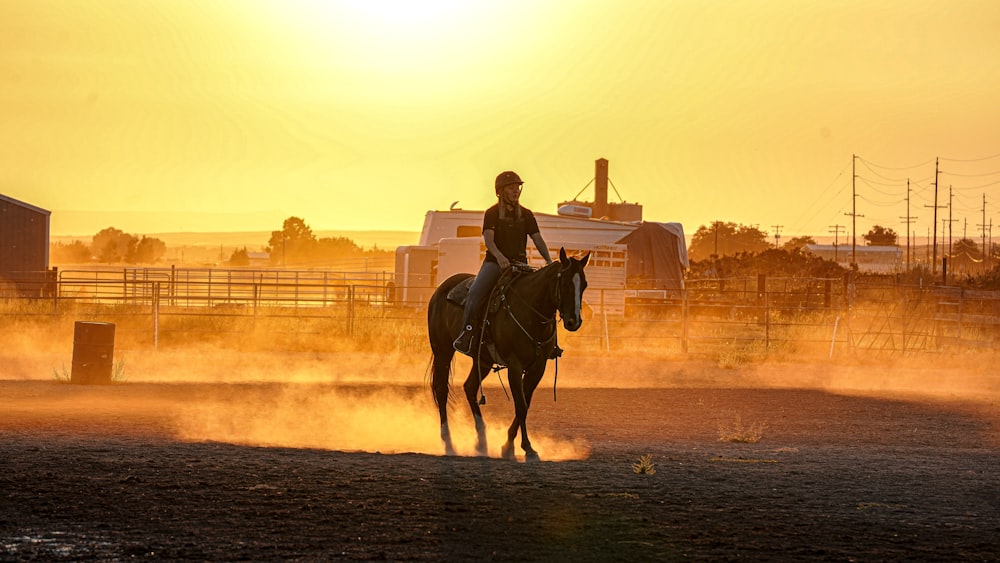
0,193 -> 51,216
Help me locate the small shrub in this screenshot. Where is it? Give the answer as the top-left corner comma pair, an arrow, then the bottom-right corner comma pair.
718,415 -> 767,443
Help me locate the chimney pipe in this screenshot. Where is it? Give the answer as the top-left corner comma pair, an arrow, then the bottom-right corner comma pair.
594,158 -> 609,219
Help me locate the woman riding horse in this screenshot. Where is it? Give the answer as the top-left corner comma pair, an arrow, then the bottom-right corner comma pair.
453,170 -> 554,356
429,238 -> 590,459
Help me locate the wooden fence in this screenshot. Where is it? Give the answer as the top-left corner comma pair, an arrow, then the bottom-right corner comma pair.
3,267 -> 1000,357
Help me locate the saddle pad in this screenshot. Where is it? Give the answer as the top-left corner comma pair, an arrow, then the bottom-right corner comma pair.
446,277 -> 474,306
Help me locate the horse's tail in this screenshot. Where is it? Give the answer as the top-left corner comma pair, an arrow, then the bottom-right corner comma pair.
429,351 -> 460,409
427,273 -> 469,410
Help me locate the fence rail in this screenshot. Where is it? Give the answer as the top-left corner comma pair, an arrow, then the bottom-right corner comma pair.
3,268 -> 1000,357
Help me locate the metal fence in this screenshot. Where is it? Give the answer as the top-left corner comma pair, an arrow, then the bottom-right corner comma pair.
3,267 -> 1000,357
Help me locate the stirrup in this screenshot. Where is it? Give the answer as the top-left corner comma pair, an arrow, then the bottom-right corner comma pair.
453,326 -> 475,356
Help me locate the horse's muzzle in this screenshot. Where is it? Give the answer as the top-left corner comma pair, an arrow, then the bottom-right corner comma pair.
562,316 -> 583,331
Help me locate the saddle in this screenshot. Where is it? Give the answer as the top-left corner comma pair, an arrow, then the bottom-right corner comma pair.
445,263 -> 533,311
446,263 -> 535,366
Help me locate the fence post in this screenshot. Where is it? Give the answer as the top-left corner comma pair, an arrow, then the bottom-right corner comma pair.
681,288 -> 689,353
843,272 -> 853,310
52,267 -> 59,315
348,285 -> 355,336
153,282 -> 160,349
253,276 -> 260,330
824,279 -> 832,309
958,286 -> 964,341
764,291 -> 771,348
757,274 -> 766,325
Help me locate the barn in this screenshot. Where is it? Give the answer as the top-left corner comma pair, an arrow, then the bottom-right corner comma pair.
0,193 -> 52,295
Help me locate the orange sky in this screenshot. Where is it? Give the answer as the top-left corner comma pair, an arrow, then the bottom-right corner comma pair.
2,0 -> 999,243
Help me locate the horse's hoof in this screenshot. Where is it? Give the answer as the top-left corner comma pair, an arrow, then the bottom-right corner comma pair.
475,443 -> 489,457
501,443 -> 515,460
524,451 -> 541,463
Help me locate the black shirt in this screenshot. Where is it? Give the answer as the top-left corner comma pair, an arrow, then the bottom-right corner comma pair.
482,204 -> 540,264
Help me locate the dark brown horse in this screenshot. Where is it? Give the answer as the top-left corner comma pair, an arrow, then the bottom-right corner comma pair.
427,247 -> 590,461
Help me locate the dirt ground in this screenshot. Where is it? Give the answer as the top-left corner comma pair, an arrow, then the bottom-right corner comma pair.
1,353 -> 998,561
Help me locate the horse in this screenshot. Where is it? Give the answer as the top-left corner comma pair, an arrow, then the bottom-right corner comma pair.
427,247 -> 590,461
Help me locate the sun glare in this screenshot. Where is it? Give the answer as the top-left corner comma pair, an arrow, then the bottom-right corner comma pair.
253,0 -> 504,75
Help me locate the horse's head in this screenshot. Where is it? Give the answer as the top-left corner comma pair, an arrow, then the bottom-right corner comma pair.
555,247 -> 590,331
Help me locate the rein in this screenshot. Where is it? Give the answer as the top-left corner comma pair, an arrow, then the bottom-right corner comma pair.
498,266 -> 567,401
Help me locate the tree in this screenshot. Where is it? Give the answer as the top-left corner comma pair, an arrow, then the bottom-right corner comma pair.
132,236 -> 166,263
91,227 -> 134,263
863,225 -> 898,246
267,217 -> 318,266
227,247 -> 250,267
50,240 -> 92,263
687,248 -> 847,280
88,227 -> 165,263
782,235 -> 816,253
950,238 -> 982,273
688,221 -> 770,261
316,235 -> 361,259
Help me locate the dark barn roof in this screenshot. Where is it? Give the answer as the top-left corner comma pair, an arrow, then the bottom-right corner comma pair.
1,193 -> 52,277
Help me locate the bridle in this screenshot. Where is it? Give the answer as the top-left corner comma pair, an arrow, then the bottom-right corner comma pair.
496,262 -> 581,400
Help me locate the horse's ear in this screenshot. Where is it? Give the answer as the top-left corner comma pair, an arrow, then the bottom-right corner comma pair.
580,251 -> 590,267
559,247 -> 568,262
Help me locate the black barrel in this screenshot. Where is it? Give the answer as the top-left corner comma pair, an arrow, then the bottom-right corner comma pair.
71,321 -> 116,385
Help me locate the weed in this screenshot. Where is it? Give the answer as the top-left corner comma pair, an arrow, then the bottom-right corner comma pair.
111,358 -> 127,383
631,454 -> 656,475
53,364 -> 71,383
717,414 -> 767,443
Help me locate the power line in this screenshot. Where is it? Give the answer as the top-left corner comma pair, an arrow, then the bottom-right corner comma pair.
939,151 -> 1000,163
856,156 -> 935,170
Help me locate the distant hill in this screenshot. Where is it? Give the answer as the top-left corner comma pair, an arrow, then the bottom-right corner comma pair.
52,230 -> 420,251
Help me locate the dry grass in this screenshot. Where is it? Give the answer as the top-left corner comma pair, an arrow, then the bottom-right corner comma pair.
717,415 -> 768,443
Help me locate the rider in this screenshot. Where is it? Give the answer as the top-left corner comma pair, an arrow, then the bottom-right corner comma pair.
453,170 -> 554,356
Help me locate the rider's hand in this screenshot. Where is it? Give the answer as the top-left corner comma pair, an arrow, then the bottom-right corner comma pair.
497,256 -> 510,269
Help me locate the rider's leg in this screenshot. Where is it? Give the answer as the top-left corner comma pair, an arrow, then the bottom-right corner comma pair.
455,261 -> 502,354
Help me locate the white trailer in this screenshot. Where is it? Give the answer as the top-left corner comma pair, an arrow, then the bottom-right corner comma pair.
396,209 -> 635,315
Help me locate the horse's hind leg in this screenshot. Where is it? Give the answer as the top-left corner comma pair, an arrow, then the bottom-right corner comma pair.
431,351 -> 456,456
463,355 -> 492,456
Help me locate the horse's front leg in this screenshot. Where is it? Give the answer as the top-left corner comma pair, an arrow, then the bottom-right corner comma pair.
515,360 -> 547,462
463,355 -> 492,456
502,360 -> 527,460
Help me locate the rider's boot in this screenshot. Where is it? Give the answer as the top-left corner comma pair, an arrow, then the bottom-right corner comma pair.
453,324 -> 477,357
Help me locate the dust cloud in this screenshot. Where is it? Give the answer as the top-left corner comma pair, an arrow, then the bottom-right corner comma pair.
2,320 -> 996,459
551,354 -> 1000,402
171,382 -> 589,460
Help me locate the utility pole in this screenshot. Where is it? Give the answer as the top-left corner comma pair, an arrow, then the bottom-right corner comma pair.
845,154 -> 863,267
946,186 -> 956,257
829,224 -> 845,262
925,158 -> 945,275
932,157 -> 940,274
899,179 -> 917,271
978,193 -> 989,265
771,225 -> 783,249
989,219 -> 994,269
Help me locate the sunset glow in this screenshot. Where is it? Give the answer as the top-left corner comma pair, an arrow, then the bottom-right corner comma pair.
2,0 -> 998,240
